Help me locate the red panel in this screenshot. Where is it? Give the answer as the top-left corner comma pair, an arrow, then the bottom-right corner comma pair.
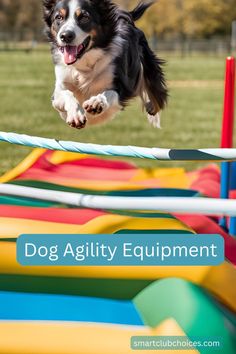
175,214 -> 236,265
0,206 -> 105,225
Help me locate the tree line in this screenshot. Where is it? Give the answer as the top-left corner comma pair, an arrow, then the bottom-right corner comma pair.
0,0 -> 235,40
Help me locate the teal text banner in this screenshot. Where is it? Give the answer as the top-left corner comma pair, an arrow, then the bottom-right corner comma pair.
17,234 -> 224,266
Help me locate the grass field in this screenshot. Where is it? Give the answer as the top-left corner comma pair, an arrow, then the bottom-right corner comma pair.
0,50 -> 228,175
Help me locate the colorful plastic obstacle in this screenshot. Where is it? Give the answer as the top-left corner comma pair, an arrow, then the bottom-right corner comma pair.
0,279 -> 235,354
0,150 -> 235,352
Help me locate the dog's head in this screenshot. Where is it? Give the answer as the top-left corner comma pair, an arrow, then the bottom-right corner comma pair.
43,0 -> 117,65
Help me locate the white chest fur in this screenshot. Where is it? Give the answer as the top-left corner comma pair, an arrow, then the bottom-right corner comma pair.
56,48 -> 115,104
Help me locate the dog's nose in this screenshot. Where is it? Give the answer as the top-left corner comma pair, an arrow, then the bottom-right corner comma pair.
60,31 -> 76,44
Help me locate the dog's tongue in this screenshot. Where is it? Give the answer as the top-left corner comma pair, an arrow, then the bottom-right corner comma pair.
64,46 -> 77,65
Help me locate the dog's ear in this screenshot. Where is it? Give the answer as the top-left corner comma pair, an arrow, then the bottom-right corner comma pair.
43,0 -> 57,26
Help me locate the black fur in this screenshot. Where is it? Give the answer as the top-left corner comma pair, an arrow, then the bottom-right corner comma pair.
139,30 -> 167,112
111,2 -> 168,112
43,0 -> 57,26
43,0 -> 168,119
130,1 -> 154,22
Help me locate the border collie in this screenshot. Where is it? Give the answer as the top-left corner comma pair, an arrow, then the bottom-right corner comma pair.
43,0 -> 168,129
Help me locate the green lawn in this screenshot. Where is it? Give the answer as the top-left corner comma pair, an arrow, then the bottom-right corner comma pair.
0,50 -> 228,175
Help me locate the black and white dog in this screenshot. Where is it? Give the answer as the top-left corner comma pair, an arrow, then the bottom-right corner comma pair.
43,0 -> 168,129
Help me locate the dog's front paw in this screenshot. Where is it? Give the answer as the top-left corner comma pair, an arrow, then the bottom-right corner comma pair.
83,94 -> 109,115
66,109 -> 87,129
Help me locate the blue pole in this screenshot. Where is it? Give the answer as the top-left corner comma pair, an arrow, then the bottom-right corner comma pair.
220,162 -> 231,230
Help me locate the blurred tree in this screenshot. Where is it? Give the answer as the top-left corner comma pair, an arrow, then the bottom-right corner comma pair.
16,0 -> 43,39
0,0 -> 43,40
0,0 -> 21,32
0,0 -> 235,40
117,0 -> 236,38
184,0 -> 236,37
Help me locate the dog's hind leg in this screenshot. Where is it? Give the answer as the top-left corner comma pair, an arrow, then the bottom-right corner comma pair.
147,109 -> 161,129
138,30 -> 168,127
141,91 -> 162,128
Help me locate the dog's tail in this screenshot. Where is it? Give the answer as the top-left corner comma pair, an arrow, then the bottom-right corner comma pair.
130,1 -> 155,22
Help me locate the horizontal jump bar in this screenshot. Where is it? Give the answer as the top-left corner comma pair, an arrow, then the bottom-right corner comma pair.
1,184 -> 236,216
1,131 -> 236,161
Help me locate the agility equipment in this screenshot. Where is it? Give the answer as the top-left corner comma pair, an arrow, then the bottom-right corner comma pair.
2,131 -> 236,161
1,183 -> 236,216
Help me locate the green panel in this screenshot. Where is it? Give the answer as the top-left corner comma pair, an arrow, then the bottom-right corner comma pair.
0,195 -> 59,207
108,210 -> 174,219
10,180 -> 200,197
0,274 -> 152,300
10,180 -> 106,195
134,278 -> 236,354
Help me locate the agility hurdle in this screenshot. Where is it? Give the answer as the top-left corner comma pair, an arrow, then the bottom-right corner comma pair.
1,131 -> 236,161
1,132 -> 236,215
1,184 -> 236,216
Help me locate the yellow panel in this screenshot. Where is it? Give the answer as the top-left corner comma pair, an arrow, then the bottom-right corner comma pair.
0,149 -> 45,183
0,215 -> 192,238
77,215 -> 192,234
0,242 -> 210,282
129,168 -> 188,188
0,319 -> 199,354
152,168 -> 189,188
49,151 -> 89,165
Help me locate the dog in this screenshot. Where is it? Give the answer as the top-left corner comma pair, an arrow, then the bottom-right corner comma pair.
43,0 -> 168,129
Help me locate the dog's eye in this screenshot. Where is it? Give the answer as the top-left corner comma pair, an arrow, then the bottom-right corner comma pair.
55,14 -> 63,21
80,10 -> 90,22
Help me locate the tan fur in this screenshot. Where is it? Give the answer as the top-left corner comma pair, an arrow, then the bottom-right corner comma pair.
51,24 -> 57,38
60,8 -> 67,18
75,8 -> 82,17
62,49 -> 115,102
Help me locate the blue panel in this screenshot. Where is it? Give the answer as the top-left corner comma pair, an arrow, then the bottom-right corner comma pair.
0,292 -> 143,326
229,162 -> 236,236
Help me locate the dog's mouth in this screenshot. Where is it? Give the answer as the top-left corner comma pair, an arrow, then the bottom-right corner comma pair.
59,36 -> 91,65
